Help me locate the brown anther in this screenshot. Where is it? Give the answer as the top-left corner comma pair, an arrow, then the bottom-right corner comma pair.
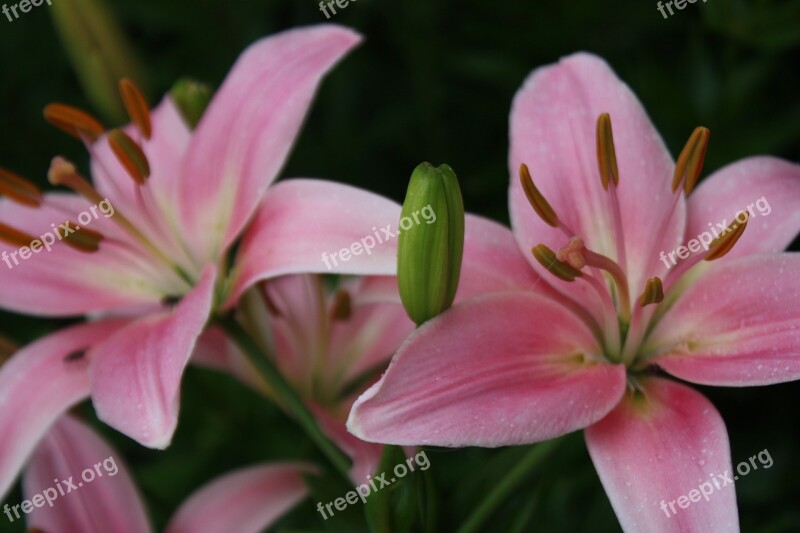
0,333 -> 18,366
519,163 -> 558,227
638,277 -> 664,307
556,236 -> 587,270
330,289 -> 352,321
0,167 -> 43,207
0,222 -> 39,249
60,222 -> 104,253
705,215 -> 748,262
43,103 -> 105,142
119,78 -> 152,140
108,129 -> 150,185
596,113 -> 619,190
532,244 -> 583,282
672,127 -> 710,195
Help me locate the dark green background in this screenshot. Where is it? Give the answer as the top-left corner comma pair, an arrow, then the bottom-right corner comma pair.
1,0 -> 799,531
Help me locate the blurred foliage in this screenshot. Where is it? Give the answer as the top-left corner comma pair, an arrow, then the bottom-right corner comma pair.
1,0 -> 799,531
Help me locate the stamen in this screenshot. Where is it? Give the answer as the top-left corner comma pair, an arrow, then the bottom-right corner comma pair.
43,103 -> 105,141
532,244 -> 583,282
638,277 -> 664,307
119,78 -> 152,140
596,113 -> 619,190
672,127 -> 710,195
519,163 -> 558,227
0,333 -> 16,366
0,222 -> 39,248
61,221 -> 104,253
583,248 -> 632,323
108,129 -> 151,184
705,215 -> 748,262
48,157 -> 107,205
0,167 -> 43,207
330,289 -> 352,321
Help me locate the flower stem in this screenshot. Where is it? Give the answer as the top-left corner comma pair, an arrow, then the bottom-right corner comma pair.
455,439 -> 559,533
218,315 -> 352,480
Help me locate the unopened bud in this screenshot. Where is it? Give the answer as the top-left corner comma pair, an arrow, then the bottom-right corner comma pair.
397,162 -> 465,325
170,78 -> 213,129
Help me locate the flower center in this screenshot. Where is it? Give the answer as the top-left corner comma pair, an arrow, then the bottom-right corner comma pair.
520,113 -> 748,370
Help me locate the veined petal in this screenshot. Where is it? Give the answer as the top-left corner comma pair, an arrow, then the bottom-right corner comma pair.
23,415 -> 152,533
685,157 -> 800,260
509,52 -> 685,300
177,25 -> 361,263
165,463 -> 312,533
586,378 -> 738,533
90,266 -> 216,449
347,293 -> 626,447
224,179 -> 401,309
0,320 -> 129,500
0,194 -> 169,316
646,254 -> 800,386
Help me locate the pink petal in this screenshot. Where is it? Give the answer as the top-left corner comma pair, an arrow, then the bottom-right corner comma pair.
90,266 -> 216,448
684,157 -> 800,261
165,463 -> 311,533
585,378 -> 738,533
0,321 -> 129,500
347,293 -> 626,447
225,179 -> 401,309
177,25 -> 361,263
646,254 -> 800,386
509,52 -> 685,300
456,214 -> 544,301
23,415 -> 152,533
0,194 -> 168,316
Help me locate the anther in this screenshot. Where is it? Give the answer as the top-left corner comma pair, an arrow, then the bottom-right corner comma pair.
596,113 -> 619,190
532,244 -> 583,282
330,289 -> 352,321
672,127 -> 710,195
119,78 -> 152,140
705,215 -> 748,262
638,277 -> 664,307
0,167 -> 43,207
0,222 -> 39,248
60,222 -> 104,253
108,129 -> 151,184
43,103 -> 105,142
519,163 -> 558,227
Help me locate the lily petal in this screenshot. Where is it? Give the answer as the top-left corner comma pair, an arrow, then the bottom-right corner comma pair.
347,292 -> 626,447
90,266 -> 216,448
225,179 -> 401,309
509,52 -> 685,299
646,254 -> 800,386
312,404 -> 382,484
0,320 -> 129,500
685,157 -> 800,260
178,25 -> 361,263
586,378 -> 738,533
165,463 -> 312,533
23,415 -> 152,533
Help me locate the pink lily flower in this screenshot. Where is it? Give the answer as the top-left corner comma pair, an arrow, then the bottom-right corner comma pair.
0,25 -> 361,449
348,53 -> 800,531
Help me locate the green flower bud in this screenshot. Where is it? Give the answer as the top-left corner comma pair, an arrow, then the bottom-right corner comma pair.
170,78 -> 213,129
397,162 -> 465,325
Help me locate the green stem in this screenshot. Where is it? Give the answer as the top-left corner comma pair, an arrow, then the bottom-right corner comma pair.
456,440 -> 559,533
218,316 -> 351,480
